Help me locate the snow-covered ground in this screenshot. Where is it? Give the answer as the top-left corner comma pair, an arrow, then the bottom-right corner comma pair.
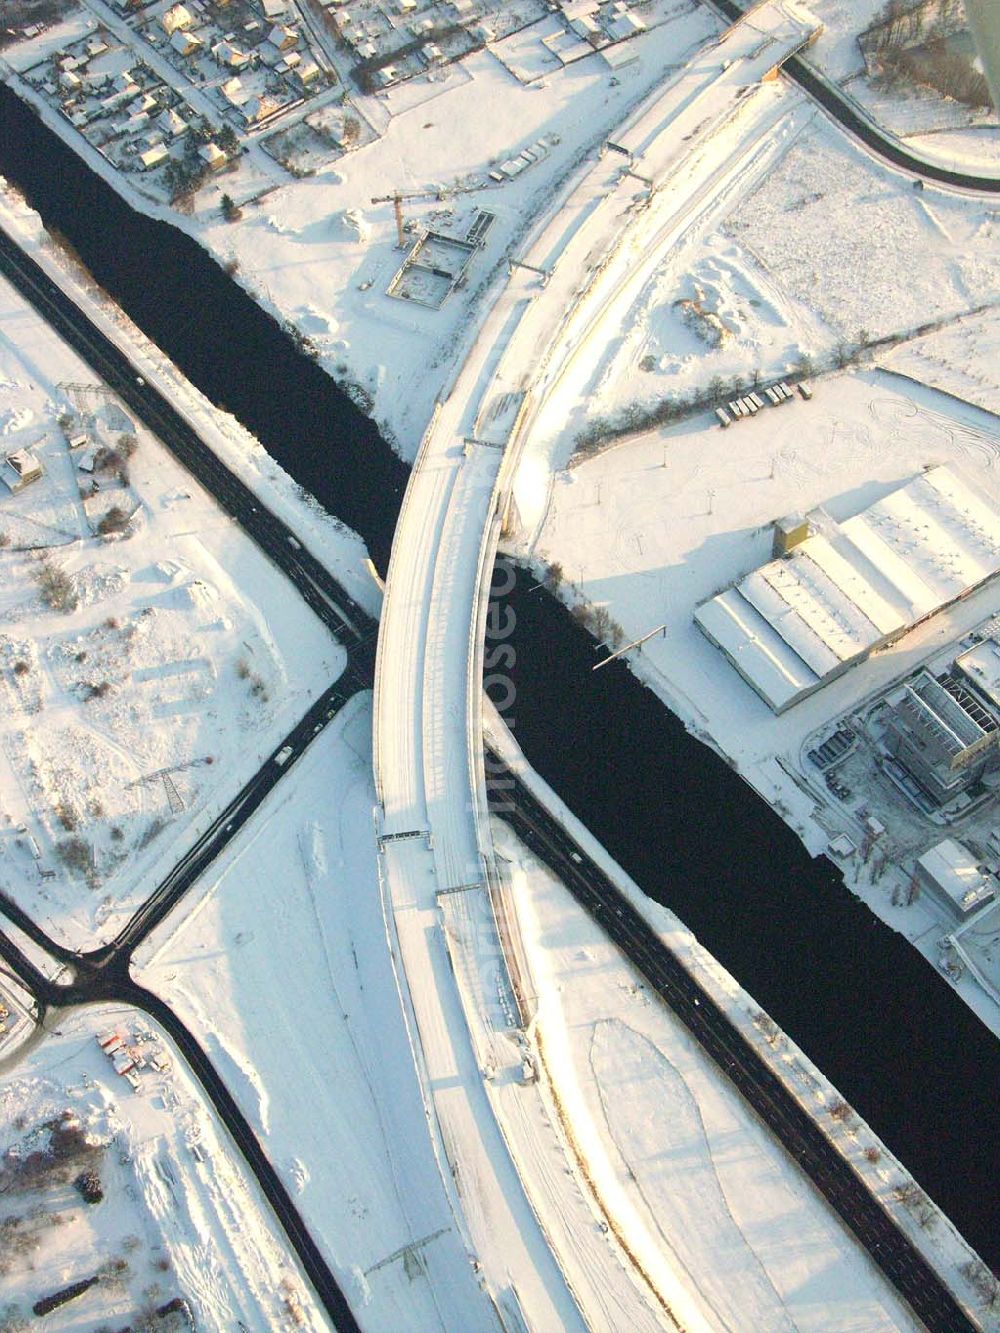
725,120 -> 1000,344
504,109 -> 1000,469
484,708 -> 998,1330
883,305 -> 1000,420
134,695 -> 498,1333
0,1006 -> 326,1332
0,215 -> 349,952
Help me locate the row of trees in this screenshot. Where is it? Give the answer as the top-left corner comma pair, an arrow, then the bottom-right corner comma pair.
573,334 -> 872,462
875,37 -> 992,109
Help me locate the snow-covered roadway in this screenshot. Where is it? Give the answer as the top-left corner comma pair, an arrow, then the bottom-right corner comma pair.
373,6 -> 825,1328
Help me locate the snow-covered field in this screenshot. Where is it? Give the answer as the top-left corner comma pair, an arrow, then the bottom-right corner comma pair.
134,695 -> 496,1332
883,305 -> 1000,419
0,249 -> 346,952
725,120 -> 1000,344
0,1007 -> 325,1332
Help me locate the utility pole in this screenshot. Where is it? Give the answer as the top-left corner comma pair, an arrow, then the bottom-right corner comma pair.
393,194 -> 405,249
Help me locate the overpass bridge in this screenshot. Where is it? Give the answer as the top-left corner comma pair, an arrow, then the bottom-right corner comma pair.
368,4 -> 897,1326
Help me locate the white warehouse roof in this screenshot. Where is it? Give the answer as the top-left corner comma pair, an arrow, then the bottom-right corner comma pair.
695,466 -> 1000,712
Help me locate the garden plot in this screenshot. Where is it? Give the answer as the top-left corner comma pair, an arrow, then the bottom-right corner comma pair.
0,270 -> 343,952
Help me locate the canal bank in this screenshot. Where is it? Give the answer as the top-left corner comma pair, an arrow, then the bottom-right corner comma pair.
2,82 -> 998,1274
0,83 -> 406,576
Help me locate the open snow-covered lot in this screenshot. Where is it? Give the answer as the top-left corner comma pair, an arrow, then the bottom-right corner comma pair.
0,1007 -> 325,1332
134,695 -> 496,1333
0,220 -> 344,953
725,121 -> 1000,345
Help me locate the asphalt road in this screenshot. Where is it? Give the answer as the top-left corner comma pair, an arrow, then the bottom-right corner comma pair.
0,225 -> 378,665
711,0 -> 1000,194
0,223 -> 370,1331
488,750 -> 981,1333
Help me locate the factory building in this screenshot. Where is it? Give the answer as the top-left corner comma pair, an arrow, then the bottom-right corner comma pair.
695,466 -> 1000,713
881,667 -> 999,806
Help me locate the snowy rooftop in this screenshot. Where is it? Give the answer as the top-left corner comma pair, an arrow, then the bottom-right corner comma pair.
956,637 -> 1000,710
696,466 -> 1000,712
917,838 -> 999,917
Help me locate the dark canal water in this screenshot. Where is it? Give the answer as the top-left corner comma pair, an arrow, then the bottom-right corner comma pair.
2,83 -> 998,1269
0,85 -> 406,573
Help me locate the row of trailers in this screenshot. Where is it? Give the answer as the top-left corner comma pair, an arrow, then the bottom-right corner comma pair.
715,379 -> 811,428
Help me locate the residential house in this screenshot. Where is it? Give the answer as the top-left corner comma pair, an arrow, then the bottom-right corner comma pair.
212,39 -> 250,68
267,23 -> 299,50
170,28 -> 203,57
198,141 -> 227,169
4,449 -> 43,493
139,142 -> 170,169
161,3 -> 195,34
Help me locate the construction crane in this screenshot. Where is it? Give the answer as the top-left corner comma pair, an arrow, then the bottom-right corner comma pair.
370,187 -> 451,247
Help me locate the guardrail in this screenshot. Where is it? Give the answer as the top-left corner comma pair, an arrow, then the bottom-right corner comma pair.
371,399 -> 440,810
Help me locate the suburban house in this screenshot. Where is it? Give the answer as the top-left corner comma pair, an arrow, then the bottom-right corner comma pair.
161,3 -> 195,34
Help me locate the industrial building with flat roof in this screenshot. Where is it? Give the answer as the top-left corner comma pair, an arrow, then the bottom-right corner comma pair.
695,466 -> 1000,713
915,838 -> 998,921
